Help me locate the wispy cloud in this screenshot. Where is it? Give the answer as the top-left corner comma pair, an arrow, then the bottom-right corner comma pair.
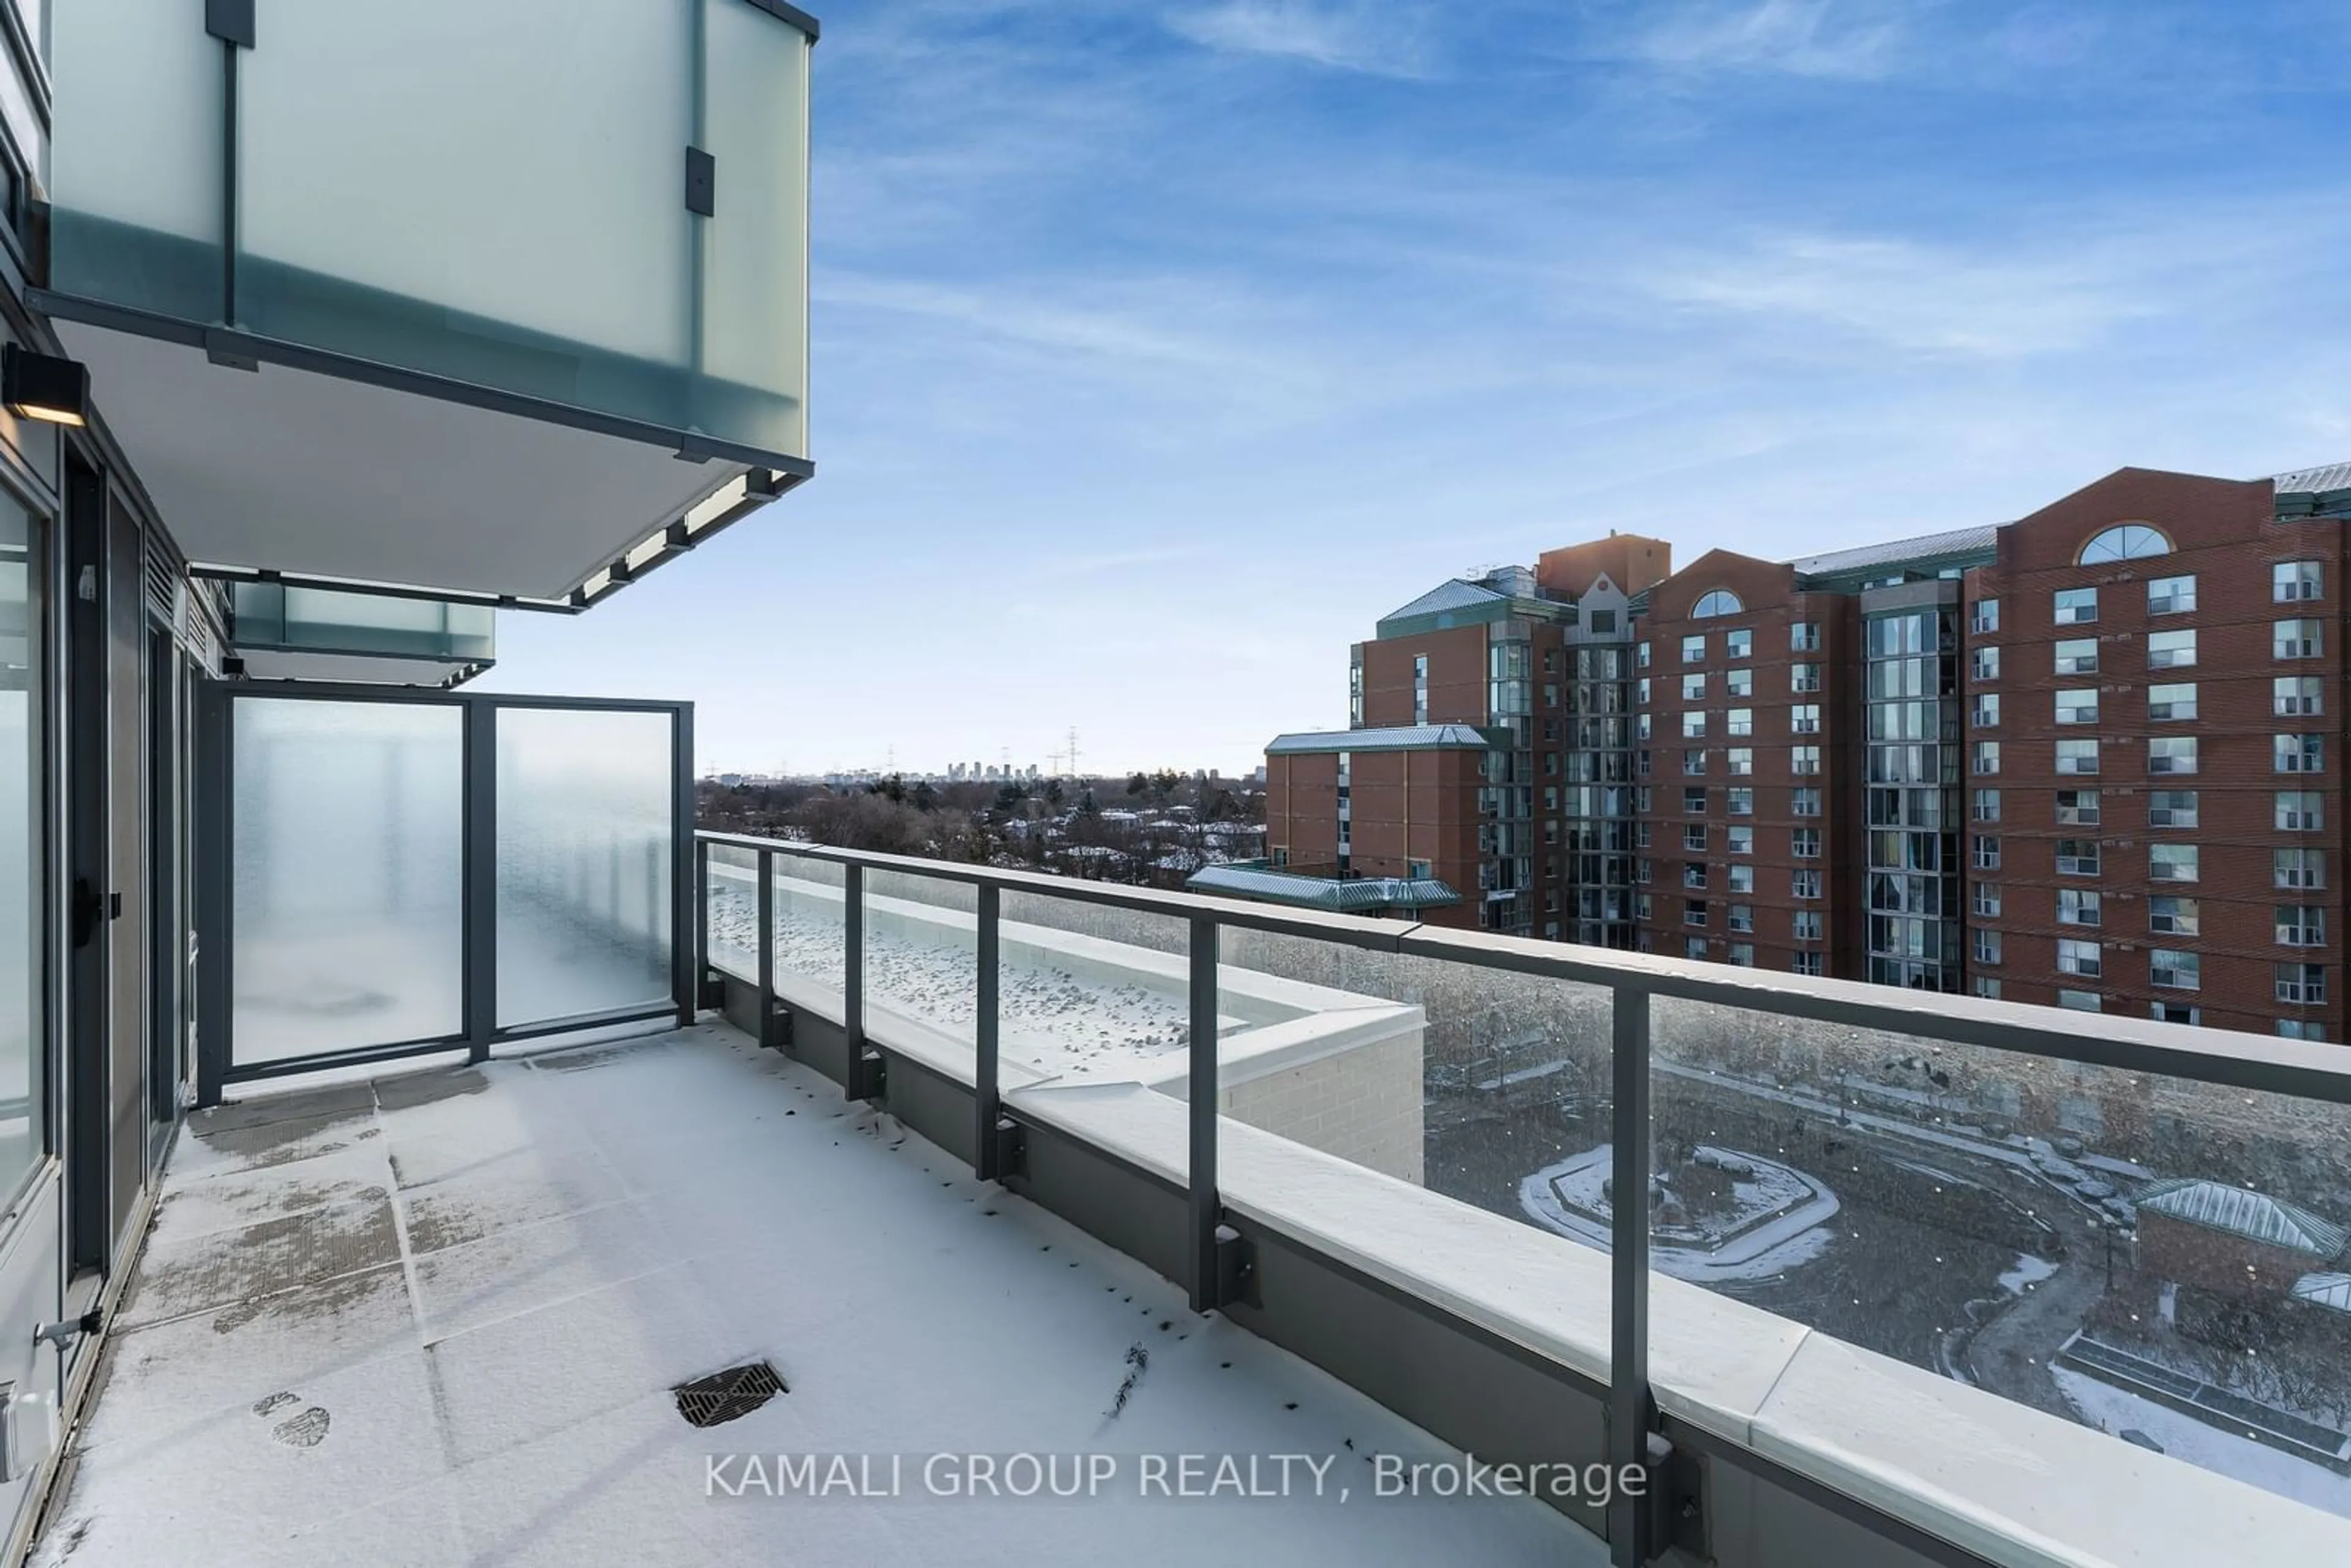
1609,0 -> 1922,81
1163,1 -> 1436,77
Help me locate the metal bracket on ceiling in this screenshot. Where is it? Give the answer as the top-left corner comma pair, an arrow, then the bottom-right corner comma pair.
203,329 -> 258,372
206,0 -> 255,48
685,148 -> 716,218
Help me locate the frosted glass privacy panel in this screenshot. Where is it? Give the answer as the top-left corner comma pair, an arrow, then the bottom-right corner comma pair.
231,699 -> 465,1063
50,0 -> 226,321
497,707 -> 675,1029
700,0 -> 812,455
235,2 -> 696,428
0,500 -> 40,1197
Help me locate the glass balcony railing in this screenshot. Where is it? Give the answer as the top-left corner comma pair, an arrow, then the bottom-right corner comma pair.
48,0 -> 810,463
693,831 -> 2351,1562
229,580 -> 495,664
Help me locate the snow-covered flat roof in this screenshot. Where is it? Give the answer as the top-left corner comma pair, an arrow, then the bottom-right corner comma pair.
42,1024 -> 1600,1568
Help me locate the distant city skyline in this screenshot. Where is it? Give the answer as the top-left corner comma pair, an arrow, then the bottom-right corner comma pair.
476,0 -> 2351,776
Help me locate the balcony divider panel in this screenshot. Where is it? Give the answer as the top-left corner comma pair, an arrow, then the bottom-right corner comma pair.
195,683 -> 693,1102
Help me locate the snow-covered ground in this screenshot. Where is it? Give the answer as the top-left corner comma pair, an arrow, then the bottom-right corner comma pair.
2055,1368 -> 2351,1520
1517,1145 -> 1841,1283
1997,1253 -> 2060,1295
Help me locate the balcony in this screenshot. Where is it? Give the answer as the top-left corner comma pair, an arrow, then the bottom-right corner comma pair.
34,809 -> 2351,1566
37,1 -> 812,604
227,579 -> 495,686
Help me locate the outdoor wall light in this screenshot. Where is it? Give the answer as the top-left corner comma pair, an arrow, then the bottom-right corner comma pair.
2,344 -> 91,427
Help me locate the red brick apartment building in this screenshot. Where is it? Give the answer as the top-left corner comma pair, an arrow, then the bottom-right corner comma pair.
1226,460 -> 2351,1041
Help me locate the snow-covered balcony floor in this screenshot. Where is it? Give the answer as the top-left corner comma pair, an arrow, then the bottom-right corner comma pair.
34,1022 -> 1603,1567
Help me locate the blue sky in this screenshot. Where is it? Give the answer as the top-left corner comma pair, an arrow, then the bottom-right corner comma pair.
482,0 -> 2351,777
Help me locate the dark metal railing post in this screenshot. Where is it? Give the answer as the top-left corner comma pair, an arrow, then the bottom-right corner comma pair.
1188,915 -> 1221,1313
843,862 -> 868,1098
694,838 -> 711,1007
462,697 -> 497,1063
1608,984 -> 1657,1566
756,848 -> 777,1048
974,884 -> 1003,1179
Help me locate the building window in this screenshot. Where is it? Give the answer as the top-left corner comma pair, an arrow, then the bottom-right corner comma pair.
1682,823 -> 1708,852
1726,708 -> 1753,738
1726,629 -> 1753,659
1637,641 -> 1651,669
2058,888 -> 2102,928
2147,737 -> 2197,775
1972,694 -> 2001,729
1681,634 -> 1706,664
1683,748 -> 1708,776
2276,963 -> 2327,1005
1726,667 -> 1754,699
2053,638 -> 2099,676
1413,654 -> 1428,724
1682,863 -> 1708,891
1972,788 -> 2000,822
1684,896 -> 1708,922
1724,747 -> 1753,777
1972,835 -> 2000,870
1793,910 -> 1823,940
1970,646 -> 2000,681
1635,822 -> 1652,849
2147,629 -> 2197,670
2057,789 -> 2101,827
1727,786 -> 1754,815
2274,734 -> 2324,775
1790,787 -> 1821,817
1974,977 -> 2003,1000
2279,1018 -> 2326,1041
2278,905 -> 2328,948
2145,573 -> 2197,614
1728,942 -> 1756,967
1683,936 -> 1708,959
2055,739 -> 2098,775
1637,678 -> 1651,705
1971,741 -> 2000,776
2275,676 -> 2323,716
2148,896 -> 2200,936
1792,869 -> 1821,899
1791,952 -> 1824,977
2150,844 -> 2200,883
1729,904 -> 1755,933
1968,599 -> 2000,634
1682,673 -> 1707,701
1791,663 -> 1821,694
2080,523 -> 2170,562
2150,950 -> 2200,991
2277,790 -> 2325,831
1637,860 -> 1652,885
2276,848 -> 2325,890
1974,929 -> 2001,965
1791,745 -> 1821,775
2057,839 -> 2101,876
2053,587 -> 2098,625
1791,621 -> 1821,651
1692,589 -> 1742,617
2147,683 -> 2197,722
2273,560 -> 2323,602
1727,825 -> 1753,855
2058,989 -> 2102,1013
1683,787 -> 1706,814
2055,689 -> 2098,726
1790,703 -> 1821,734
2275,618 -> 2323,659
1973,884 -> 2001,918
2057,939 -> 2102,978
2146,789 -> 2195,828
1792,828 -> 1821,859
1681,712 -> 1706,739
1728,864 -> 1755,895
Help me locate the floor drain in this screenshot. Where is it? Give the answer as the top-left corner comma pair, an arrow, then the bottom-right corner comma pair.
673,1361 -> 787,1428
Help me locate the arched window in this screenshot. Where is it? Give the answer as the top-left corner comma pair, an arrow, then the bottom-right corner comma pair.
1692,589 -> 1742,618
2078,524 -> 2170,565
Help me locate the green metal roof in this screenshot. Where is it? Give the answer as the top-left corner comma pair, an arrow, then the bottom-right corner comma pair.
1267,724 -> 1509,756
1374,577 -> 1573,640
1185,865 -> 1461,911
